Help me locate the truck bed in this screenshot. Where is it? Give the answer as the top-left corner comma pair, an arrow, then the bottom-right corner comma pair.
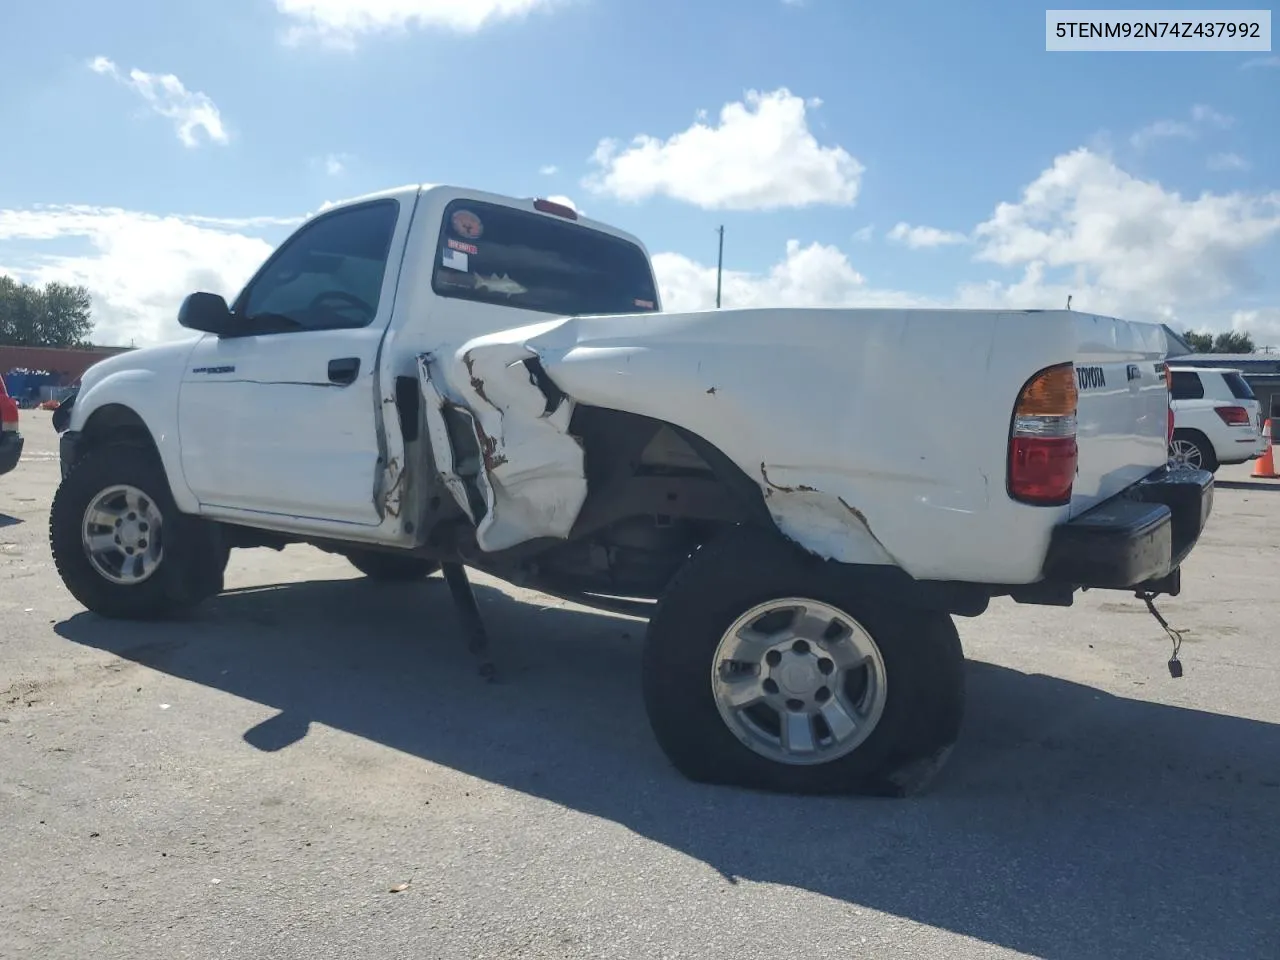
437,307 -> 1170,585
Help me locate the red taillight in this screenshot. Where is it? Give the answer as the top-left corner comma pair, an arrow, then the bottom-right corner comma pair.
1008,363 -> 1078,505
1168,406 -> 1175,443
533,198 -> 578,220
0,397 -> 17,431
1214,405 -> 1250,426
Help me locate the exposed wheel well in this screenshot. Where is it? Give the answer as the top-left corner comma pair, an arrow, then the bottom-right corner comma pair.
79,404 -> 159,457
491,405 -> 776,599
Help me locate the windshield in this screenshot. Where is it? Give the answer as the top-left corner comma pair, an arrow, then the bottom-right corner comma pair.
431,199 -> 658,317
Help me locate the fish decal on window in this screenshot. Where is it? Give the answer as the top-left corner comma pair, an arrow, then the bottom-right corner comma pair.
474,274 -> 528,297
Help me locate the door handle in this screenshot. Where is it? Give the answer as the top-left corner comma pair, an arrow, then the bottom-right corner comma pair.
328,357 -> 360,385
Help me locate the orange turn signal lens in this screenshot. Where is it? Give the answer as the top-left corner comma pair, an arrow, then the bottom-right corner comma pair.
1015,363 -> 1078,418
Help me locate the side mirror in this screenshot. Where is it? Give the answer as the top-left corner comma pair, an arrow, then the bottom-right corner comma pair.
178,292 -> 236,335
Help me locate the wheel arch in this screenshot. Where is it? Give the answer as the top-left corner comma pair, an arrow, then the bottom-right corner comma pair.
566,404 -> 775,537
560,406 -> 986,615
80,403 -> 159,455
1171,426 -> 1219,466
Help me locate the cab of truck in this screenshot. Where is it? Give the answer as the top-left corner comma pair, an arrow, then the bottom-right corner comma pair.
122,185 -> 662,533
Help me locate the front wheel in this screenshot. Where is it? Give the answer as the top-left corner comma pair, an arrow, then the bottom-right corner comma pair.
50,443 -> 225,619
641,526 -> 965,796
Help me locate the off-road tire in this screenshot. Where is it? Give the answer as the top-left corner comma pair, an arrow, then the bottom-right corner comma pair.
346,551 -> 440,582
50,442 -> 225,620
641,525 -> 965,797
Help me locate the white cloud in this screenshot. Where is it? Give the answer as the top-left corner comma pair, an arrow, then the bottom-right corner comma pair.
584,88 -> 863,211
887,222 -> 967,248
658,147 -> 1280,340
1130,119 -> 1195,149
1208,152 -> 1251,172
971,148 -> 1280,311
1229,308 -> 1280,347
653,240 -> 935,312
1240,56 -> 1279,69
89,57 -> 228,147
274,0 -> 560,45
4,147 -> 1277,350
1131,104 -> 1234,149
539,165 -> 558,176
851,225 -> 874,242
1191,103 -> 1233,128
311,152 -> 350,175
0,206 -> 283,346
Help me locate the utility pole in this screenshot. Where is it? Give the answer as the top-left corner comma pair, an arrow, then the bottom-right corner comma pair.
715,225 -> 725,309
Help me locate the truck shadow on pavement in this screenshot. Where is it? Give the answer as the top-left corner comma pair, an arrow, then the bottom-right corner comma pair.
55,575 -> 1280,960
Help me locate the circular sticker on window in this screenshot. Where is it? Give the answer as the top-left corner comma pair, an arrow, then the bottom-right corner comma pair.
450,209 -> 484,240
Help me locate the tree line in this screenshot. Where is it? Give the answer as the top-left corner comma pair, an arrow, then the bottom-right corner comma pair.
1181,329 -> 1255,354
0,276 -> 95,348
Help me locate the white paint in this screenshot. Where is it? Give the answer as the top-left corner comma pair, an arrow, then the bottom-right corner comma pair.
452,306 -> 1168,583
174,184 -> 421,527
66,182 -> 1172,587
416,353 -> 477,522
66,340 -> 204,513
436,340 -> 586,552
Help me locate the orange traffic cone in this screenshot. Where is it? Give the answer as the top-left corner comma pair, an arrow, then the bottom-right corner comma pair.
1253,419 -> 1277,478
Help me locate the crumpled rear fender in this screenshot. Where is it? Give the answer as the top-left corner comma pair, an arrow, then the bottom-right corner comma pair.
417,314 -> 895,568
418,332 -> 588,553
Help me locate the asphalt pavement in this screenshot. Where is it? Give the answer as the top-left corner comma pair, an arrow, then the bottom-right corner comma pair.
3,411 -> 1278,960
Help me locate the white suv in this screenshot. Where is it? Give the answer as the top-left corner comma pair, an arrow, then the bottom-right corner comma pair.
1168,366 -> 1266,472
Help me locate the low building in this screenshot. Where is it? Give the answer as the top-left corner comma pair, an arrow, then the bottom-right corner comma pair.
0,344 -> 133,387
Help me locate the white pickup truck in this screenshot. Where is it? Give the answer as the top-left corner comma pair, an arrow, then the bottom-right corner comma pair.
50,184 -> 1213,796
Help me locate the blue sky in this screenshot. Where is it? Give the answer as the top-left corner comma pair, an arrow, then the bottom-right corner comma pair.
0,0 -> 1277,346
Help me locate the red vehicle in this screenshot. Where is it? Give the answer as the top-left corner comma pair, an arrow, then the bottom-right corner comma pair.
0,374 -> 24,476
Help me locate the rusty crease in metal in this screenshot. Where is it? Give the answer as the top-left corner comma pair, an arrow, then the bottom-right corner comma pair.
759,462 -> 818,494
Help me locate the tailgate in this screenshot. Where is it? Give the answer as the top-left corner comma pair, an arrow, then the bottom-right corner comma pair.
1069,316 -> 1170,517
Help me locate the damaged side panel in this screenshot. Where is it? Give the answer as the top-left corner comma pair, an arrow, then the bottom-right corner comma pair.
415,317 -> 902,568
759,462 -> 896,566
418,346 -> 589,552
418,354 -> 481,524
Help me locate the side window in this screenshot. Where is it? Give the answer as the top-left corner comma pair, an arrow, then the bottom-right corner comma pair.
1170,371 -> 1204,400
1222,372 -> 1256,400
236,200 -> 399,334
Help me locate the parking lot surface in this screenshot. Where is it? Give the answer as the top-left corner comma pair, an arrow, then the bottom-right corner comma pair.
3,411 -> 1278,960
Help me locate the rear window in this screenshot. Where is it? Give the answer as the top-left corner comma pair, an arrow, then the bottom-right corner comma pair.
1222,372 -> 1255,400
431,199 -> 658,317
1170,371 -> 1204,400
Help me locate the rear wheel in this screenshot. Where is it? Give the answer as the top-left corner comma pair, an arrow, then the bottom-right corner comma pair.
50,443 -> 225,619
641,526 -> 965,796
1169,429 -> 1218,473
346,551 -> 440,582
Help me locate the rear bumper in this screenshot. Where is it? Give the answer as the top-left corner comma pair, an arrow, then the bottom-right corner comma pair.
1040,466 -> 1214,591
0,433 -> 23,476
